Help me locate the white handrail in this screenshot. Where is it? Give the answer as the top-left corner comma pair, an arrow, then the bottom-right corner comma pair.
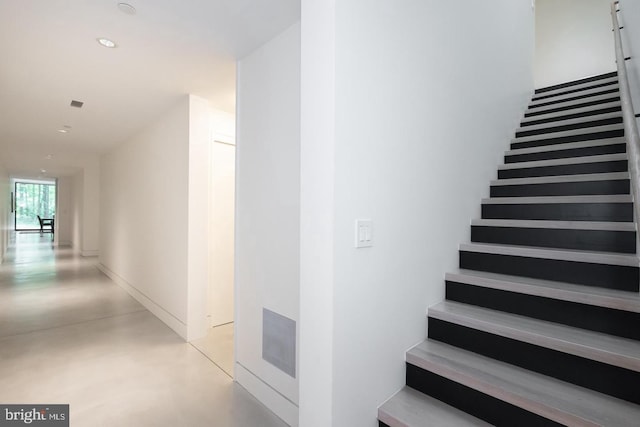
611,2 -> 640,255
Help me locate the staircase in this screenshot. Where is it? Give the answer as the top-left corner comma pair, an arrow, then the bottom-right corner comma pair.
378,71 -> 640,426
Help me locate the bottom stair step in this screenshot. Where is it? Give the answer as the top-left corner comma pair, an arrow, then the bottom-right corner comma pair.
378,386 -> 491,427
406,340 -> 640,426
428,301 -> 640,403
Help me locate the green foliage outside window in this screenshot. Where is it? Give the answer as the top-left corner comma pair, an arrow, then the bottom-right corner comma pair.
15,183 -> 56,230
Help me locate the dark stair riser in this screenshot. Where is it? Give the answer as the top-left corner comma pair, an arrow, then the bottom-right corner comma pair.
459,251 -> 639,291
405,365 -> 563,427
428,318 -> 640,404
490,180 -> 630,197
446,281 -> 640,341
534,72 -> 617,94
515,117 -> 622,138
379,422 -> 391,427
532,81 -> 619,102
498,160 -> 628,179
482,202 -> 633,222
528,88 -> 619,109
524,96 -> 620,117
471,226 -> 636,253
510,128 -> 624,150
505,143 -> 625,164
520,105 -> 622,127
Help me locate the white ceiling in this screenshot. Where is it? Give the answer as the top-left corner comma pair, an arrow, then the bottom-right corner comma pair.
0,0 -> 300,177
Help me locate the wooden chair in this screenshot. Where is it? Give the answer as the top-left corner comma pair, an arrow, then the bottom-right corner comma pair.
37,215 -> 54,234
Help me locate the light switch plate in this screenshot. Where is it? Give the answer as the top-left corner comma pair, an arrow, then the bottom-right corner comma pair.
355,219 -> 373,248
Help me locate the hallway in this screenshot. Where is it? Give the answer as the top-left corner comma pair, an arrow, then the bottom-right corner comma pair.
0,233 -> 287,427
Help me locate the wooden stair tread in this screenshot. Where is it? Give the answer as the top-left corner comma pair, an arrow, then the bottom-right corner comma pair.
521,101 -> 621,124
511,123 -> 623,144
378,387 -> 491,427
529,84 -> 619,107
446,269 -> 640,313
430,301 -> 640,371
471,218 -> 635,231
459,242 -> 638,267
482,194 -> 631,204
526,93 -> 620,115
515,111 -> 622,134
534,71 -> 616,94
491,171 -> 629,186
498,153 -> 627,170
506,136 -> 625,156
407,340 -> 640,427
532,76 -> 618,99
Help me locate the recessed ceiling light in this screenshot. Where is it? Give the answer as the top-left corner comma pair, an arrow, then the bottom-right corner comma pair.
57,129 -> 69,133
41,169 -> 47,173
45,155 -> 53,160
97,37 -> 117,48
117,3 -> 137,15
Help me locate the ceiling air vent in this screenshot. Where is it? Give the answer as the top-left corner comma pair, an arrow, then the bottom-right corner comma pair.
70,100 -> 84,108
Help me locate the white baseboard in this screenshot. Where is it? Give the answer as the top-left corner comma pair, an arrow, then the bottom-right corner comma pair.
82,249 -> 99,257
97,263 -> 188,340
235,362 -> 298,426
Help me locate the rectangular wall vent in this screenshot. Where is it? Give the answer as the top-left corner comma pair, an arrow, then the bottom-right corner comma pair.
70,100 -> 84,108
262,308 -> 296,378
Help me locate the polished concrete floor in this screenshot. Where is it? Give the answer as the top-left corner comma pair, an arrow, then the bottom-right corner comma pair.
191,323 -> 234,378
0,233 -> 287,427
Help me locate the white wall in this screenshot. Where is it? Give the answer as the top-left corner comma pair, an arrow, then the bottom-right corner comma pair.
299,1 -> 335,424
100,96 -> 190,334
235,22 -> 301,426
186,95 -> 213,342
56,176 -> 73,246
100,94 -> 212,341
619,0 -> 640,131
81,159 -> 100,256
0,164 -> 9,262
535,0 -> 615,88
300,1 -> 534,426
72,172 -> 83,253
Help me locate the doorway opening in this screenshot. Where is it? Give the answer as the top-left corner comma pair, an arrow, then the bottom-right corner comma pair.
191,129 -> 236,378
